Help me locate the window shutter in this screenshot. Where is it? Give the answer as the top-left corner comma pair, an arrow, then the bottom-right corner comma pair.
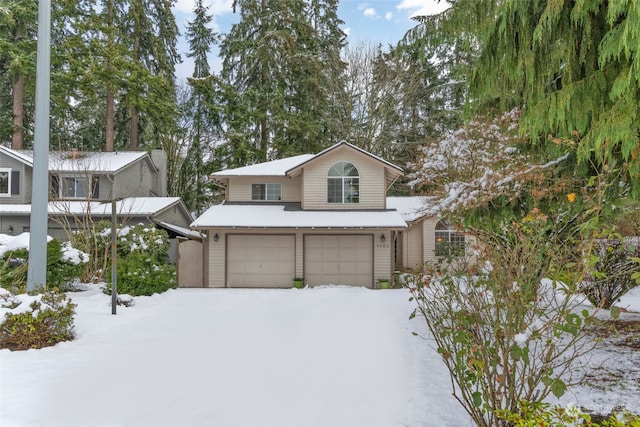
92,176 -> 100,199
11,170 -> 20,195
50,175 -> 59,199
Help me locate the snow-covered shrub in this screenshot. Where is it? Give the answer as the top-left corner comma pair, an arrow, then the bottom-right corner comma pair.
407,210 -> 596,427
0,288 -> 76,351
103,224 -> 175,296
0,238 -> 87,294
581,238 -> 640,309
406,108 -> 571,218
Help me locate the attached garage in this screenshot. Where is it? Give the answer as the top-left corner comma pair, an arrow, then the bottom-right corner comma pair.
304,235 -> 373,287
226,235 -> 295,288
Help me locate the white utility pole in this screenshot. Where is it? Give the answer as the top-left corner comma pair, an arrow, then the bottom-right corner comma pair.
27,0 -> 51,292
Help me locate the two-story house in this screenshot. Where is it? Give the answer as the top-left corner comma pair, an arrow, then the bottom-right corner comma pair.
0,146 -> 197,260
190,141 -> 407,288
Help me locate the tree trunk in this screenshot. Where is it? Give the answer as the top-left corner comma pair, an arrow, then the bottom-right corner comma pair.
130,104 -> 138,150
106,90 -> 114,151
11,72 -> 25,150
129,32 -> 140,150
105,0 -> 115,152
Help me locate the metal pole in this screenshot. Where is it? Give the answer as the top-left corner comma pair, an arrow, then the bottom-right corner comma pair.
111,200 -> 117,314
27,0 -> 51,292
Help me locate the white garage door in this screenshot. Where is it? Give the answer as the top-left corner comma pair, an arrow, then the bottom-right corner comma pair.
227,235 -> 295,288
304,235 -> 373,287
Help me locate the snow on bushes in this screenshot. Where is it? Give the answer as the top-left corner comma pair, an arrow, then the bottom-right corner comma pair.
0,233 -> 88,294
102,223 -> 176,296
0,288 -> 76,351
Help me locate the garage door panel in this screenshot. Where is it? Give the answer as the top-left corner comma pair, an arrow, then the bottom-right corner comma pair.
304,235 -> 373,287
227,235 -> 294,288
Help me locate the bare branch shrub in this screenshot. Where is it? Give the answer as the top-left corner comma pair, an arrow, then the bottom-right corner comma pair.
580,237 -> 640,309
407,210 -> 597,427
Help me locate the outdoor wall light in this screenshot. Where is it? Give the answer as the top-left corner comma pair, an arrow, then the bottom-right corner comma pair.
380,234 -> 386,243
213,233 -> 219,242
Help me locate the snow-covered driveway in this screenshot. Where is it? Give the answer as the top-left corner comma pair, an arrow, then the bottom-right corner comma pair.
0,286 -> 471,427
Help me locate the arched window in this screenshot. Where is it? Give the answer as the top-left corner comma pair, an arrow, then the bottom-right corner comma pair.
435,219 -> 465,257
327,161 -> 359,204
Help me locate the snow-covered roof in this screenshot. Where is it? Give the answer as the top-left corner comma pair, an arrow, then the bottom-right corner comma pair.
0,197 -> 182,216
211,141 -> 403,179
386,196 -> 437,222
0,146 -> 151,173
212,154 -> 315,177
191,204 -> 407,229
154,220 -> 204,240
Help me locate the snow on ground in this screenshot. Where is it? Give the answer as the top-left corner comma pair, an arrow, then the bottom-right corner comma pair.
0,286 -> 474,427
1,285 -> 639,427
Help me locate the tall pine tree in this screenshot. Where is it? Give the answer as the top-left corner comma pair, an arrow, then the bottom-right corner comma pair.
218,0 -> 346,164
411,0 -> 640,194
177,0 -> 220,214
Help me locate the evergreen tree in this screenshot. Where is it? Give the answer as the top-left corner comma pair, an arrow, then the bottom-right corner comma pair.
218,0 -> 346,164
411,0 -> 640,194
177,0 -> 221,214
0,0 -> 37,149
117,0 -> 181,150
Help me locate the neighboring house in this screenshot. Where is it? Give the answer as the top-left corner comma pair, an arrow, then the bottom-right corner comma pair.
0,146 -> 197,260
189,141 -> 407,288
387,196 -> 468,271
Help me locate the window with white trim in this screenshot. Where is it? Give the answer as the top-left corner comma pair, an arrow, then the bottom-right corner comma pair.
435,219 -> 465,257
327,161 -> 359,204
252,183 -> 282,201
0,168 -> 10,196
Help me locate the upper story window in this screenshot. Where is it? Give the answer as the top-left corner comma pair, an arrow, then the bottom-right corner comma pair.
63,177 -> 90,198
435,219 -> 465,257
327,161 -> 359,204
0,169 -> 10,196
252,183 -> 282,201
51,175 -> 99,199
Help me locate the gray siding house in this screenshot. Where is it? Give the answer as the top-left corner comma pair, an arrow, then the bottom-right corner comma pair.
0,146 -> 196,254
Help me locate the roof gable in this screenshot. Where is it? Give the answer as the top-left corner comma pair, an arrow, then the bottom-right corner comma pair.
285,141 -> 403,177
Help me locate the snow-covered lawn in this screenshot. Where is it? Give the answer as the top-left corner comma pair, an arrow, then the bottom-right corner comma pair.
1,285 -> 639,427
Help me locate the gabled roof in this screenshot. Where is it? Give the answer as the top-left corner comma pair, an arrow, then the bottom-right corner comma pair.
210,141 -> 404,181
211,154 -> 315,177
191,203 -> 407,229
286,141 -> 404,176
0,146 -> 154,174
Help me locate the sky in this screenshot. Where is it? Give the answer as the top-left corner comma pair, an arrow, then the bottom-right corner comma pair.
171,0 -> 451,81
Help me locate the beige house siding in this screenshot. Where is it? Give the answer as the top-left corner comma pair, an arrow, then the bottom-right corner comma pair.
301,148 -> 386,210
373,231 -> 393,285
207,231 -> 226,287
403,222 -> 424,270
295,233 -> 304,278
204,228 -> 397,288
226,176 -> 302,203
422,218 -> 438,264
